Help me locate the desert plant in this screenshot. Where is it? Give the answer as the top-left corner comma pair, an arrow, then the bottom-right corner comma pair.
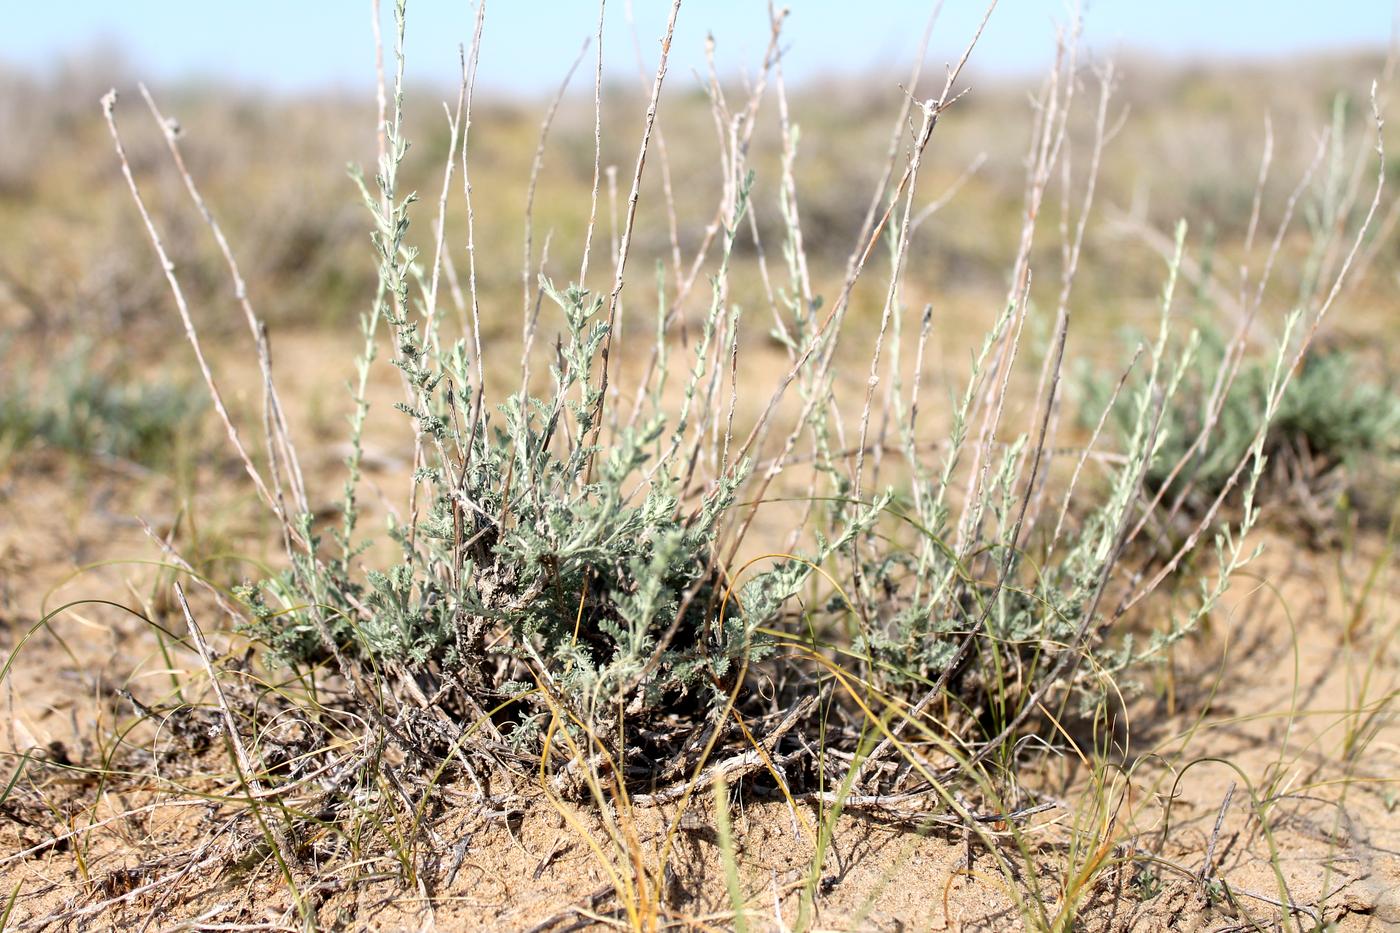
97,2 -> 1388,897
1086,324 -> 1399,536
99,1 -> 889,781
0,338 -> 201,468
239,260 -> 849,756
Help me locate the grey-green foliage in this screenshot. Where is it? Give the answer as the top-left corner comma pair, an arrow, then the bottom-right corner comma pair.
1089,322 -> 1400,520
156,0 -> 1376,787
242,277 -> 803,748
0,340 -> 201,467
234,38 -> 843,753
850,226 -> 1251,725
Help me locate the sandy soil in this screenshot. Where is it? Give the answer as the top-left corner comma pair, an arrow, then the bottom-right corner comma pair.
0,332 -> 1396,931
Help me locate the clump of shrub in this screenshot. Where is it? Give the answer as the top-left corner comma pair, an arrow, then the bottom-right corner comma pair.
241,266 -> 851,758
212,59 -> 871,766
0,340 -> 201,468
102,0 -> 1387,812
1089,323 -> 1400,536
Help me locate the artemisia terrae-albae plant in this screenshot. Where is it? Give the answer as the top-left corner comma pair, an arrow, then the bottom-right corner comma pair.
102,0 -> 1385,827
104,0 -> 883,788
1081,92 -> 1400,548
1087,323 -> 1400,542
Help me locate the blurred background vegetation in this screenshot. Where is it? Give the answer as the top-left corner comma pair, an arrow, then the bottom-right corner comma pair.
2,49 -> 1395,348
1,37 -> 1396,562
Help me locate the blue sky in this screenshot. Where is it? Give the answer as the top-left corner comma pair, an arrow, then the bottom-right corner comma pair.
6,1 -> 1395,95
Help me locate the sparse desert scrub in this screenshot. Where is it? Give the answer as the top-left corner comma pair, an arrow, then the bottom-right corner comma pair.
0,338 -> 202,470
0,2 -> 1396,930
1088,325 -> 1399,547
